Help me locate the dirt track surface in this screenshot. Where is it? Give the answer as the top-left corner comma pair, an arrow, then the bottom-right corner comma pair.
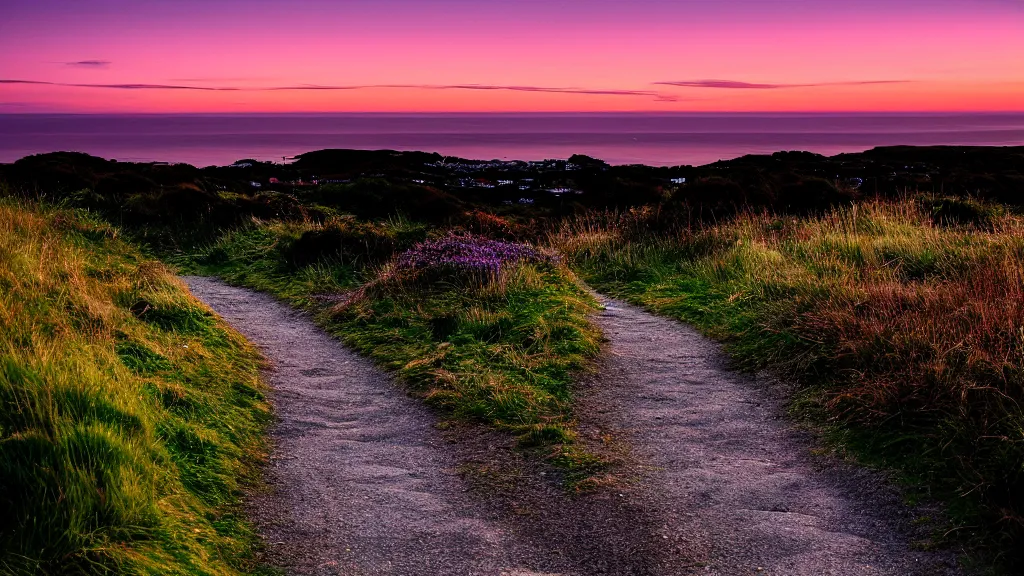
579,296 -> 961,576
185,277 -> 567,576
186,276 -> 961,575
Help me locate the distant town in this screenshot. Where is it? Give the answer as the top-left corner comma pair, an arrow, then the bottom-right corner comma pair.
229,157 -> 600,204
202,147 -> 995,213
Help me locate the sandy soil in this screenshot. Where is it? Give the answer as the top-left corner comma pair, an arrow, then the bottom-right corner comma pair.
185,277 -> 961,576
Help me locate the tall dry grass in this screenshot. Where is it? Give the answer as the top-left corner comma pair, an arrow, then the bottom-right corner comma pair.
0,201 -> 270,575
556,199 -> 1024,565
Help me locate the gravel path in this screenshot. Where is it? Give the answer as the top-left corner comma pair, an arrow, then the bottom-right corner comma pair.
578,296 -> 962,576
184,277 -> 566,576
185,276 -> 961,575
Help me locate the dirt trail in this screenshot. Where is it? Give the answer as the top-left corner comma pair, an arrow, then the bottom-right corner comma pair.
578,296 -> 961,576
185,277 -> 571,576
186,276 -> 960,576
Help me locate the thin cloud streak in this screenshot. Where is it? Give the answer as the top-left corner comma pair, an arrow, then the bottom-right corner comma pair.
267,83 -> 671,98
656,79 -> 912,89
170,77 -> 276,82
63,60 -> 112,68
0,79 -> 679,100
435,84 -> 664,97
1,79 -> 237,91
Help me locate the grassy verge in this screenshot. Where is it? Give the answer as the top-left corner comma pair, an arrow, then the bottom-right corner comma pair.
0,201 -> 272,575
556,199 -> 1024,570
183,218 -> 602,465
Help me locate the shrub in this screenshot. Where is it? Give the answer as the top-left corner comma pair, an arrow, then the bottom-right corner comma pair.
311,179 -> 464,221
671,177 -> 748,218
391,233 -> 551,285
284,218 -> 426,268
455,209 -> 525,240
926,196 -> 1003,229
775,177 -> 856,214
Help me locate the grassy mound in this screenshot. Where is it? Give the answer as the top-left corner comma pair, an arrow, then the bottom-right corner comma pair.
0,202 -> 271,575
557,199 -> 1024,568
335,234 -> 600,446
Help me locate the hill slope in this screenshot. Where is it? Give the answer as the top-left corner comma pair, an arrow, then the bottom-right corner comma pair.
0,202 -> 271,575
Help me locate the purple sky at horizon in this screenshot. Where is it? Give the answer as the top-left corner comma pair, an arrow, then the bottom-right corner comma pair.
1,0 -> 1021,112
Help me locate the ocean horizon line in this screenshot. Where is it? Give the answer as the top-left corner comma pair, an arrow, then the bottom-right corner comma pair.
3,111 -> 1024,117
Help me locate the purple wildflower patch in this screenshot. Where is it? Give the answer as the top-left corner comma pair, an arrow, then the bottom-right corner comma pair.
395,234 -> 547,275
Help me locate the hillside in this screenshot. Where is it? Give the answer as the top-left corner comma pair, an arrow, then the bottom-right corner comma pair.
0,202 -> 271,575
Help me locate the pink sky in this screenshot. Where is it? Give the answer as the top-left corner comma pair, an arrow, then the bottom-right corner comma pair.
1,0 -> 1021,112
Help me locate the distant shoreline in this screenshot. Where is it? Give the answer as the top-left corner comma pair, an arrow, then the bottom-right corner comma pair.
2,112 -> 1021,167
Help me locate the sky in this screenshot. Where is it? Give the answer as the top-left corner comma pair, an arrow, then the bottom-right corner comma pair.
0,0 -> 1021,113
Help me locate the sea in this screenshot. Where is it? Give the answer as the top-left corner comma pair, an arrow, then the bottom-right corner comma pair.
1,112 -> 1022,167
